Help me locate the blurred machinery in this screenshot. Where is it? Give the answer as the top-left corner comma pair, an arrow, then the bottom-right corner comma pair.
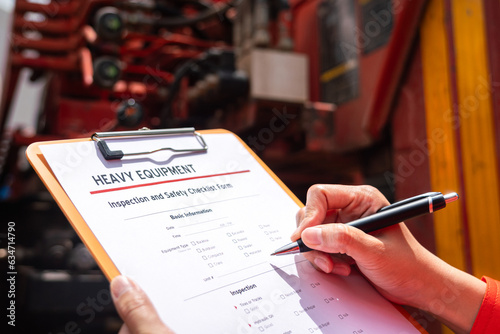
0,0 -> 428,195
1,0 -> 500,333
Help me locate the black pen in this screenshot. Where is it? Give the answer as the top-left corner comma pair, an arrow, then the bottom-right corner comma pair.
271,192 -> 459,256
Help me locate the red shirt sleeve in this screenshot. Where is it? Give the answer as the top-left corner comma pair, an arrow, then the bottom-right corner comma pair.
470,276 -> 500,333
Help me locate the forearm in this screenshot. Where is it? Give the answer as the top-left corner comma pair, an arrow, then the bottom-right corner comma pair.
411,251 -> 486,333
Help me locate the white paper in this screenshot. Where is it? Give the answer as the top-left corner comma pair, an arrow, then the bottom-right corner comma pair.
40,132 -> 421,333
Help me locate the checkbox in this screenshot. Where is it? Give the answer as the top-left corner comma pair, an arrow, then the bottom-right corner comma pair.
227,233 -> 232,237
245,309 -> 250,314
259,225 -> 263,229
310,283 -> 316,288
197,249 -> 202,253
191,241 -> 196,246
238,246 -> 243,250
294,311 -> 299,316
264,231 -> 269,235
324,299 -> 329,304
233,239 -> 237,243
280,294 -> 285,299
309,329 -> 314,333
208,263 -> 213,268
269,237 -> 274,241
244,253 -> 249,257
202,256 -> 207,260
259,327 -> 264,332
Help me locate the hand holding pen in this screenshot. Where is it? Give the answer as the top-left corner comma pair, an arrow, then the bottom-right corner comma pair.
272,190 -> 458,256
275,185 -> 484,333
284,185 -> 459,279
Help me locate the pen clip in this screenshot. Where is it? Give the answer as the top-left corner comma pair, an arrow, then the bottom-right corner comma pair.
377,192 -> 442,213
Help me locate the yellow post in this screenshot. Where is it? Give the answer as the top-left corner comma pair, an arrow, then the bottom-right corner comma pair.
451,0 -> 500,279
420,0 -> 466,273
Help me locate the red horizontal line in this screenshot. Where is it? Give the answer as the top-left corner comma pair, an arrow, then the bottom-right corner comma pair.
90,170 -> 251,195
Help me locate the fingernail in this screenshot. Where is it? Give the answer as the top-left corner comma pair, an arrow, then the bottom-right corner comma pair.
314,257 -> 330,273
111,275 -> 133,299
332,264 -> 350,276
302,227 -> 322,246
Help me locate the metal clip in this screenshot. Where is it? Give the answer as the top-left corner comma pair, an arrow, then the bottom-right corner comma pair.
91,127 -> 208,161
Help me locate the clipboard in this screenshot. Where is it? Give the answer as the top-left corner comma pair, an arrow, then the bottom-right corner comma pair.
26,128 -> 426,334
26,128 -> 301,280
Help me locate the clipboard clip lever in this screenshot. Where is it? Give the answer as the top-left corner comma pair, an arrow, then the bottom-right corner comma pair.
91,127 -> 208,160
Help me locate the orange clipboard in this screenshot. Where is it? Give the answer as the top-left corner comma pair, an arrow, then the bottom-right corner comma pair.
27,136 -> 121,280
26,128 -> 303,281
26,128 -> 426,334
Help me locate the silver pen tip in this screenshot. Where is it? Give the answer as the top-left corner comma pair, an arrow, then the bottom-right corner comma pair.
270,241 -> 301,256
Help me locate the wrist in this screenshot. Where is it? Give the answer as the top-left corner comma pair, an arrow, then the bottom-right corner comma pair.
414,257 -> 486,333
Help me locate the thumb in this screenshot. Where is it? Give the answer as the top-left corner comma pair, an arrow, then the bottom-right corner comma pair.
301,223 -> 382,261
111,276 -> 174,334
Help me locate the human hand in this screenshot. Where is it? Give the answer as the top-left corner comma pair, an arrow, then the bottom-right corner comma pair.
292,184 -> 426,305
292,185 -> 485,333
111,275 -> 175,334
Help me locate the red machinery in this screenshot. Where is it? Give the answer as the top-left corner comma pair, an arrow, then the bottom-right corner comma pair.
1,0 -> 244,138
292,0 -> 426,152
0,0 -> 251,199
